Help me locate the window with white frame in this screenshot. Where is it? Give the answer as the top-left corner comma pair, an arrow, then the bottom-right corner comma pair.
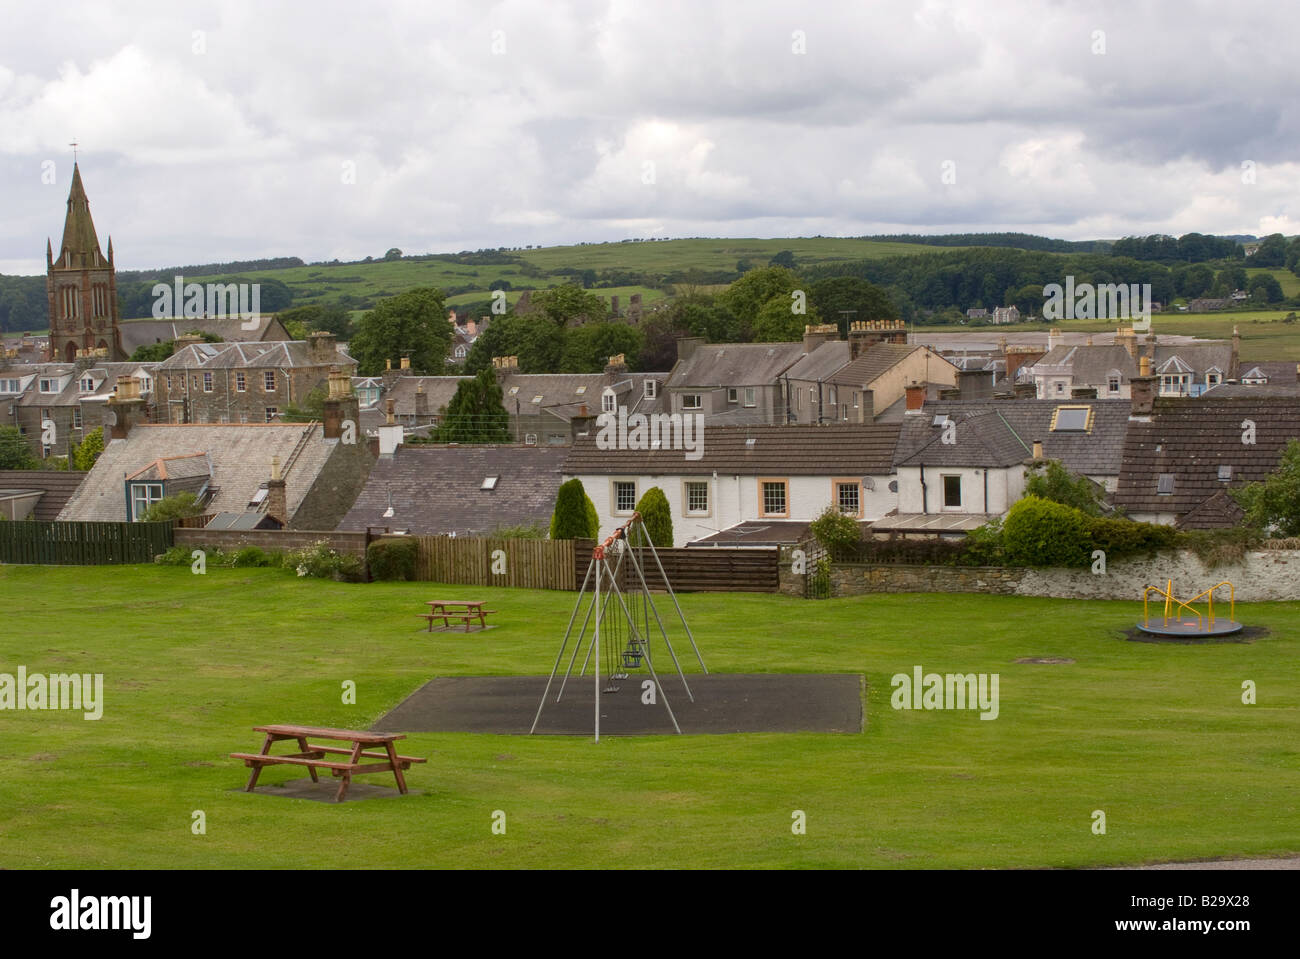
681,394 -> 702,410
759,479 -> 788,517
39,378 -> 57,393
942,474 -> 962,508
643,380 -> 657,399
726,388 -> 738,404
613,480 -> 637,513
79,376 -> 95,392
1107,374 -> 1121,394
235,372 -> 246,392
743,387 -> 756,407
602,391 -> 617,413
203,371 -> 214,392
685,481 -> 709,515
836,481 -> 860,515
130,482 -> 164,521
264,370 -> 276,392
72,408 -> 82,429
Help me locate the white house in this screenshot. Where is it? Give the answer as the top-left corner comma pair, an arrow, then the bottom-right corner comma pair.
560,423 -> 901,546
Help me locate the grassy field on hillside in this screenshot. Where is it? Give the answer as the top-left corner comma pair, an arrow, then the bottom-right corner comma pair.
1,565 -> 1297,869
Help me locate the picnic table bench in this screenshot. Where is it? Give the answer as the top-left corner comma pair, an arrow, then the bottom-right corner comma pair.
231,724 -> 426,802
419,599 -> 497,633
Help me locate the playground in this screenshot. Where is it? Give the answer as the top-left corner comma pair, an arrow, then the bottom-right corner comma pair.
1,562 -> 1298,870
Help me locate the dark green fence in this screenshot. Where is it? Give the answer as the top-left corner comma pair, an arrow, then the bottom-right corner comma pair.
0,521 -> 174,565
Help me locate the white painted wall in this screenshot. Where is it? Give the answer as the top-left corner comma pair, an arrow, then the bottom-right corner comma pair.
896,464 -> 1025,515
567,471 -> 898,546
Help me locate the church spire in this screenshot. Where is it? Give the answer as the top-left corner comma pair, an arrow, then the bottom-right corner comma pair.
57,162 -> 103,268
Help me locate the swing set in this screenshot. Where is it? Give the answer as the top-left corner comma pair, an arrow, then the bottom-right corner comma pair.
529,512 -> 707,741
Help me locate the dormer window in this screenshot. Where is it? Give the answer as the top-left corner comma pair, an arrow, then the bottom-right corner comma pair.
79,377 -> 96,392
643,380 -> 657,400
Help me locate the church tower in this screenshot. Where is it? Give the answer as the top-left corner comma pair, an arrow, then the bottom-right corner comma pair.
46,164 -> 126,362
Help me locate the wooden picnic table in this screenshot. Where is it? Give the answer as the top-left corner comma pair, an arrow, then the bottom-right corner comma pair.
230,724 -> 426,802
420,599 -> 497,633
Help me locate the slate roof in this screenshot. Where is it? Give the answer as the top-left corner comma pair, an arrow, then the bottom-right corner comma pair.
58,423 -> 336,522
337,445 -> 568,535
666,343 -> 805,389
784,341 -> 851,382
119,315 -> 288,354
829,344 -> 945,387
386,376 -> 469,417
894,410 -> 1031,468
0,470 -> 88,521
157,341 -> 356,371
1113,396 -> 1300,521
562,423 -> 900,476
900,398 -> 1130,475
1030,342 -> 1234,385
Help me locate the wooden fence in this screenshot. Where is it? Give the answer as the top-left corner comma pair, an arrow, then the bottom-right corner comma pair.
570,542 -> 779,593
409,536 -> 581,590
0,520 -> 174,565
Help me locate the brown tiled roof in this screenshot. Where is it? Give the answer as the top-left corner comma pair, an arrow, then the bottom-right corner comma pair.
1113,396 -> 1300,517
562,423 -> 900,475
0,470 -> 88,521
1176,489 -> 1245,529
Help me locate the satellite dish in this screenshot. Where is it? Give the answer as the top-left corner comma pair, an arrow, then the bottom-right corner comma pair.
861,477 -> 875,491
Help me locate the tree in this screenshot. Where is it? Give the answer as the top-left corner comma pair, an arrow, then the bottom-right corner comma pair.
1231,439 -> 1300,536
809,503 -> 863,560
530,284 -> 609,326
384,248 -> 403,261
433,367 -> 510,442
281,385 -> 327,423
1217,265 -> 1247,292
1247,273 -> 1284,305
1252,234 -> 1288,268
630,487 -> 673,547
1023,459 -> 1104,516
131,340 -> 176,362
637,312 -> 688,371
560,322 -> 643,373
140,492 -> 205,522
277,303 -> 353,340
550,478 -> 599,540
808,277 -> 899,335
0,426 -> 38,469
769,250 -> 796,270
349,287 -> 451,375
752,293 -> 819,342
717,266 -> 801,335
71,427 -> 105,472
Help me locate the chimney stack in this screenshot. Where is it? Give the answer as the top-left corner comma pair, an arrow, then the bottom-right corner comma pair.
1231,325 -> 1240,379
1129,354 -> 1157,419
802,323 -> 838,353
571,403 -> 597,442
322,366 -> 359,438
265,456 -> 288,526
107,376 -> 146,439
399,355 -> 411,373
378,398 -> 403,455
306,331 -> 337,365
604,353 -> 629,376
414,381 -> 429,418
1032,440 -> 1044,460
173,333 -> 203,352
676,336 -> 704,362
857,388 -> 874,424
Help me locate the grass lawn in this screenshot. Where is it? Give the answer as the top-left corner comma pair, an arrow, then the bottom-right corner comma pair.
1,564 -> 1297,869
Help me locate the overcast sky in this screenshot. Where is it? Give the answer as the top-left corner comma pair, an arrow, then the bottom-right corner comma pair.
2,0 -> 1297,274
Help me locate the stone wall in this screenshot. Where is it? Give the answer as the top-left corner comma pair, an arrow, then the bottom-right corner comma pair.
779,548 -> 1300,602
175,528 -> 367,557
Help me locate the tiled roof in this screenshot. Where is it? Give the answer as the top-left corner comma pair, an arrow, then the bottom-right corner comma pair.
385,376 -> 469,416
689,520 -> 814,546
157,341 -> 356,371
784,341 -> 851,382
58,423 -> 335,522
1113,396 -> 1300,518
902,398 -> 1130,475
119,315 -> 286,354
0,470 -> 87,521
337,445 -> 568,535
666,343 -> 805,388
894,410 -> 1031,468
830,344 -> 938,387
562,423 -> 900,475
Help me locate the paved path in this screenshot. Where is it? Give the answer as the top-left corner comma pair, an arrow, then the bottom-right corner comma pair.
1109,856 -> 1300,870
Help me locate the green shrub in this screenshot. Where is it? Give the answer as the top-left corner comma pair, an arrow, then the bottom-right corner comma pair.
1002,496 -> 1094,568
550,478 -> 599,540
288,540 -> 365,582
962,519 -> 1005,565
809,504 -> 863,560
1174,527 -> 1264,569
1089,515 -> 1177,560
489,523 -> 546,539
230,546 -> 272,568
140,492 -> 205,523
154,544 -> 229,566
630,486 -> 673,547
367,537 -> 418,581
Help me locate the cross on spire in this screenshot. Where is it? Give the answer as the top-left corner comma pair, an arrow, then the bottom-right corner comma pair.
69,140 -> 79,162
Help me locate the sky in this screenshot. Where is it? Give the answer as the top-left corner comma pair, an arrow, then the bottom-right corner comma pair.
1,0 -> 1298,274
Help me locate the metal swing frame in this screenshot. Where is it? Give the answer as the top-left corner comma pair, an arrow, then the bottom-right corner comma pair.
529,512 -> 707,741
